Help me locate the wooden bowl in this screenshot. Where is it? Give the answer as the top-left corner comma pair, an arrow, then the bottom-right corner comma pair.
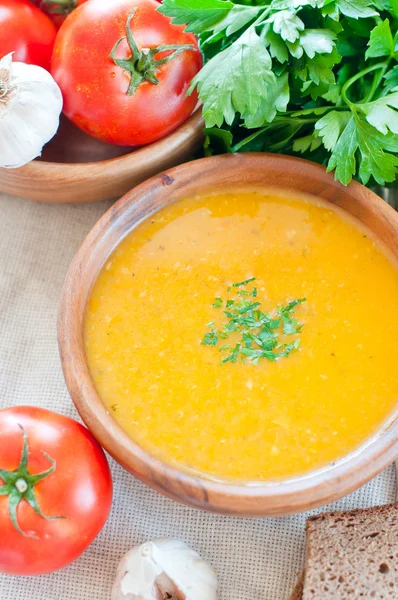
0,109 -> 204,203
58,153 -> 398,516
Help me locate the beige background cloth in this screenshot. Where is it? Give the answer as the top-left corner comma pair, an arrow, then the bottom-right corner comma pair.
0,192 -> 396,600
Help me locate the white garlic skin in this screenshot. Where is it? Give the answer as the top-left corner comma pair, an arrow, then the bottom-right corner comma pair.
112,538 -> 218,600
0,53 -> 63,168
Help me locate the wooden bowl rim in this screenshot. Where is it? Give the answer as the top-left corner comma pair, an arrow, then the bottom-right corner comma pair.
17,108 -> 203,173
58,153 -> 398,516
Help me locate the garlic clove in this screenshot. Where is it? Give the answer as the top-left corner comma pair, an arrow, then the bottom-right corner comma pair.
0,53 -> 63,169
112,538 -> 218,600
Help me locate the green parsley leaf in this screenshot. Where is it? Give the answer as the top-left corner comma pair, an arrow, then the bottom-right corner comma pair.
322,1 -> 340,21
353,114 -> 398,185
328,0 -> 378,19
327,113 -> 398,185
289,106 -> 330,118
232,277 -> 256,287
243,72 -> 290,127
222,343 -> 241,363
202,329 -> 219,346
239,301 -> 262,314
212,297 -> 223,308
280,318 -> 300,335
203,128 -> 233,156
293,133 -> 323,153
365,19 -> 394,59
189,27 -> 275,127
280,298 -> 307,312
285,39 -> 304,59
357,92 -> 398,135
383,66 -> 398,94
327,115 -> 359,184
300,29 -> 336,58
266,319 -> 280,329
205,5 -> 263,41
269,10 -> 304,43
257,329 -> 278,350
158,0 -> 234,34
242,332 -> 253,347
315,110 -> 351,150
262,27 -> 289,63
278,298 -> 306,334
322,83 -> 341,103
306,52 -> 340,86
275,338 -> 301,357
373,0 -> 398,12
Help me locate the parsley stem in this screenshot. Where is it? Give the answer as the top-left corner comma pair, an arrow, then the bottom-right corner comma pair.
362,64 -> 388,103
287,107 -> 346,117
251,6 -> 273,27
341,63 -> 387,106
232,115 -> 320,151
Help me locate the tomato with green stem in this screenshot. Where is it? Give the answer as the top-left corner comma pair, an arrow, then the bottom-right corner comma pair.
0,0 -> 57,71
51,0 -> 202,146
0,406 -> 112,576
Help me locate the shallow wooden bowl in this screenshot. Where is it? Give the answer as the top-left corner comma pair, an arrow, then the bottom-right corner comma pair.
58,153 -> 398,516
0,109 -> 204,203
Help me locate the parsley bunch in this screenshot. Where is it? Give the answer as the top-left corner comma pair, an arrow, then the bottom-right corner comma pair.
159,0 -> 398,186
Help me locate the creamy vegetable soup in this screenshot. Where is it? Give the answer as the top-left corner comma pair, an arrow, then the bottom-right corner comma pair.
85,190 -> 398,481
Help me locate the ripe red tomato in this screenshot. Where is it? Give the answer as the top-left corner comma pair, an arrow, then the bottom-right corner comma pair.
51,0 -> 202,146
33,0 -> 88,28
0,0 -> 57,71
0,406 -> 112,575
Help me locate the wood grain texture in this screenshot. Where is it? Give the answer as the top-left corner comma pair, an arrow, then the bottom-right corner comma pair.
0,109 -> 204,203
58,153 -> 398,516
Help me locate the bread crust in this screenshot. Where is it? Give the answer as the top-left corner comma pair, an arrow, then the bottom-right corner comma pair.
289,571 -> 304,600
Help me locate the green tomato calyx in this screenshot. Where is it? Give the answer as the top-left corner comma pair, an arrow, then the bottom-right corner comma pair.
0,425 -> 64,538
37,0 -> 79,16
110,9 -> 196,96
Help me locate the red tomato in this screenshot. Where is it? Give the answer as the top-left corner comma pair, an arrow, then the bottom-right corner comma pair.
33,0 -> 89,28
0,406 -> 112,575
0,0 -> 57,71
51,0 -> 202,146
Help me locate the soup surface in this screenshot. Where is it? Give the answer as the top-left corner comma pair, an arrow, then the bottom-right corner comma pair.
85,190 -> 398,481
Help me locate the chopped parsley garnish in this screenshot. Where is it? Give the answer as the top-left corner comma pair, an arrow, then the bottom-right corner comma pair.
232,277 -> 256,287
278,298 -> 306,334
201,329 -> 219,346
201,278 -> 306,365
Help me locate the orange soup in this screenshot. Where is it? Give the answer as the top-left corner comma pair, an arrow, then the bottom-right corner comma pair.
84,190 -> 398,481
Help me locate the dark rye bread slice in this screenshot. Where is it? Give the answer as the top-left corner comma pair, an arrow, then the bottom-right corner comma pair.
303,503 -> 398,599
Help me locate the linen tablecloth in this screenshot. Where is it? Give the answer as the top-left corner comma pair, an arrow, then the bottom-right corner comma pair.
0,192 -> 396,600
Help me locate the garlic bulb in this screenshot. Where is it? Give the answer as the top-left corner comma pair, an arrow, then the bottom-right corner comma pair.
0,53 -> 63,168
112,538 -> 218,600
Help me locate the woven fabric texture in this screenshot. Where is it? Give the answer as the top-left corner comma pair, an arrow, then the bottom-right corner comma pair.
0,193 -> 396,600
